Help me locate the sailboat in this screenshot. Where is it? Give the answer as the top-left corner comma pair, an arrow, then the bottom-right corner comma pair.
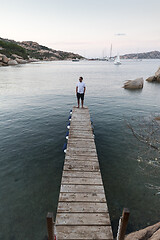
114,53 -> 121,65
108,44 -> 114,61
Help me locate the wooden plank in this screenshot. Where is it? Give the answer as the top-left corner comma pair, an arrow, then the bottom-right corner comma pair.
57,202 -> 108,213
59,193 -> 106,202
70,120 -> 91,124
69,128 -> 92,132
68,130 -> 94,136
56,226 -> 113,239
68,135 -> 94,140
66,152 -> 97,157
71,117 -> 91,121
62,170 -> 102,178
64,160 -> 99,166
68,137 -> 94,142
65,159 -> 98,164
61,176 -> 103,185
67,142 -> 95,149
68,139 -> 95,144
66,147 -> 97,153
67,147 -> 97,157
60,184 -> 104,193
65,155 -> 98,161
68,134 -> 94,138
70,124 -> 92,129
64,163 -> 100,171
70,121 -> 91,123
56,213 -> 111,225
69,128 -> 93,132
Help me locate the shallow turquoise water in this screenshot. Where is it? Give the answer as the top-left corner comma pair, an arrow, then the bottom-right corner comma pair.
0,60 -> 160,239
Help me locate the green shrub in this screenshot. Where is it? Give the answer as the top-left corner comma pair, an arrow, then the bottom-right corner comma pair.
0,40 -> 28,59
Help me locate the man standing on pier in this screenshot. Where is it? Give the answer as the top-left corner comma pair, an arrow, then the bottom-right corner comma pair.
76,76 -> 86,108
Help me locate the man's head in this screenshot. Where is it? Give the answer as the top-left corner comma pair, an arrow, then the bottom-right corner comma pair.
79,76 -> 83,82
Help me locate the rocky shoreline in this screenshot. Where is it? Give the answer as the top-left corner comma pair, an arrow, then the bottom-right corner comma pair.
0,53 -> 38,67
0,37 -> 84,65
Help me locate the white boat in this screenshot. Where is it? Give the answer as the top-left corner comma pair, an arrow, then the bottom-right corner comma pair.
114,53 -> 121,65
72,58 -> 80,62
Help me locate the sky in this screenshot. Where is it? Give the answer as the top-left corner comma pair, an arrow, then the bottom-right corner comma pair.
0,0 -> 160,58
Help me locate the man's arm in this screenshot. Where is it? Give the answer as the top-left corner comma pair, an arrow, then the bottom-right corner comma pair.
76,86 -> 78,94
84,87 -> 86,94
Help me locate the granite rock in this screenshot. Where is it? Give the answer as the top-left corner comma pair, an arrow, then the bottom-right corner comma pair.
8,59 -> 18,65
125,222 -> 160,240
123,77 -> 144,89
2,55 -> 9,63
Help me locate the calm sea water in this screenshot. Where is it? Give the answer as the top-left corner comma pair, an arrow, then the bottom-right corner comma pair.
0,60 -> 160,239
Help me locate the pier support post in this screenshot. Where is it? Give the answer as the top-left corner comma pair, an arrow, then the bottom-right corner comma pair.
46,212 -> 54,240
117,208 -> 130,240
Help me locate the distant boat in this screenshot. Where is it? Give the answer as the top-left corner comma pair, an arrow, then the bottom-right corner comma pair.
72,58 -> 80,62
108,44 -> 114,61
98,57 -> 108,61
114,53 -> 121,65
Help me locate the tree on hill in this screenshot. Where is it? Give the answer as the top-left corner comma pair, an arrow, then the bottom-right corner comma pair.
0,40 -> 28,59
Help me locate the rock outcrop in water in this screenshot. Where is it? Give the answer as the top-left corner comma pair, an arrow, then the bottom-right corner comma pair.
123,77 -> 144,89
146,67 -> 160,83
125,222 -> 160,240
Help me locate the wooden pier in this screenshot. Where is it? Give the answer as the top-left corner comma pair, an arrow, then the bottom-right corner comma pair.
55,106 -> 113,239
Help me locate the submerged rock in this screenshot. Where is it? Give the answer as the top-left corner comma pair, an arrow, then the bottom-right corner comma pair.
155,116 -> 160,121
123,77 -> 144,89
125,222 -> 160,240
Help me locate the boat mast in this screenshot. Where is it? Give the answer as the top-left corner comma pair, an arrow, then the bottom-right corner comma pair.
110,44 -> 112,59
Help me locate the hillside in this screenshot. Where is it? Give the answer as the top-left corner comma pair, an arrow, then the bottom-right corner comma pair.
18,41 -> 83,61
0,39 -> 28,60
121,51 -> 160,59
0,37 -> 83,66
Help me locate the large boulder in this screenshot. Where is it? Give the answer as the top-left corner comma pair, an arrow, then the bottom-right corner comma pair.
2,62 -> 8,66
0,54 -> 3,61
155,67 -> 160,77
15,58 -> 27,64
146,76 -> 156,82
12,54 -> 23,59
123,77 -> 144,89
146,67 -> 160,83
155,67 -> 160,82
2,55 -> 9,64
125,222 -> 160,240
28,58 -> 39,62
8,60 -> 18,65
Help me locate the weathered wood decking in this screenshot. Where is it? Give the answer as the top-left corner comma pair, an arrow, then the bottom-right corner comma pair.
55,106 -> 113,239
